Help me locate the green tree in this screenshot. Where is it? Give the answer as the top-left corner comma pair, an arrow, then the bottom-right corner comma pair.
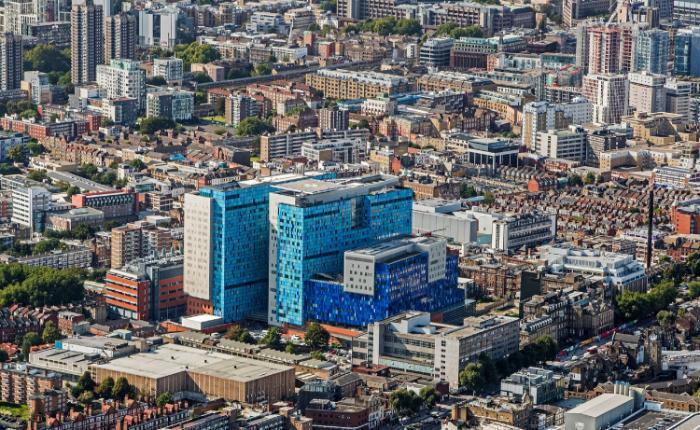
130,159 -> 146,170
252,63 -> 272,77
657,310 -> 675,327
147,76 -> 167,86
27,169 -> 47,182
394,18 -> 422,35
112,376 -> 132,400
20,332 -> 42,360
284,343 -> 296,354
0,350 -> 8,363
174,42 -> 221,70
419,386 -> 440,408
73,224 -> 95,240
156,392 -> 173,407
236,117 -> 274,136
388,389 -> 423,416
140,117 -> 175,134
260,327 -> 283,350
689,280 -> 700,298
96,376 -> 114,399
310,350 -> 326,360
584,172 -> 596,184
24,44 -> 71,73
191,72 -> 212,83
7,146 -> 29,165
460,184 -> 478,198
305,323 -> 330,349
319,0 -> 336,12
568,174 -> 583,187
42,321 -> 60,344
225,325 -> 255,344
66,186 -> 81,198
459,362 -> 484,392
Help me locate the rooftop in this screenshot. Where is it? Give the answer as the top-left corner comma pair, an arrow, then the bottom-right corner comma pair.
566,393 -> 633,418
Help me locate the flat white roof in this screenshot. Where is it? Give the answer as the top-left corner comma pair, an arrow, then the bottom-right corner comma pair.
182,314 -> 223,323
566,394 -> 633,418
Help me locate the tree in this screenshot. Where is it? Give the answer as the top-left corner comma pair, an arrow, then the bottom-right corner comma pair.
616,280 -> 678,321
284,343 -> 296,354
0,350 -> 8,363
568,174 -> 583,187
73,224 -> 95,240
419,386 -> 440,408
260,327 -> 283,350
130,159 -> 146,170
174,42 -> 221,70
584,172 -> 596,185
689,280 -> 700,298
657,310 -> 675,327
7,146 -> 28,165
459,362 -> 484,392
225,325 -> 255,344
310,350 -> 326,360
24,44 -> 71,73
71,371 -> 96,399
112,376 -> 132,400
156,392 -> 173,407
21,332 -> 42,360
389,389 -> 423,416
42,321 -> 60,344
482,191 -> 495,205
460,184 -> 478,198
213,98 -> 226,115
252,63 -> 272,77
305,323 -> 330,349
191,72 -> 212,84
319,0 -> 336,12
394,18 -> 422,36
140,117 -> 175,135
78,390 -> 94,404
66,185 -> 81,198
147,76 -> 167,86
27,169 -> 47,182
236,117 -> 274,136
96,377 -> 114,399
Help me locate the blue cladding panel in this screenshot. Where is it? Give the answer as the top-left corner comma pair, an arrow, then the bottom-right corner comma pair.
275,188 -> 413,326
305,254 -> 461,327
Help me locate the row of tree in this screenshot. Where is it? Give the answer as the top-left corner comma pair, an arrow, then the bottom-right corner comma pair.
226,322 -> 331,352
0,264 -> 85,308
459,336 -> 558,394
389,386 -> 440,416
616,279 -> 678,321
71,372 -> 138,404
344,17 -> 422,36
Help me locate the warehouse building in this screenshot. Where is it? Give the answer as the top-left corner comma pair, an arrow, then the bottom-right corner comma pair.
90,343 -> 294,403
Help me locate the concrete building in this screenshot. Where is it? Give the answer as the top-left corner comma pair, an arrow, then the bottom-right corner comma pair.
22,71 -> 51,105
351,312 -> 519,389
300,137 -> 366,164
628,72 -> 666,114
412,199 -> 478,244
0,131 -> 27,162
71,190 -> 137,221
500,367 -> 560,404
225,94 -> 258,127
97,59 -> 146,110
633,28 -> 669,74
260,130 -> 318,161
582,74 -> 629,124
522,98 -> 592,149
420,37 -> 453,67
462,208 -> 556,251
587,25 -> 622,74
305,69 -> 411,100
564,392 -> 636,430
146,89 -> 194,121
246,12 -> 287,34
71,1 -> 103,84
319,106 -> 350,131
0,246 -> 92,269
111,221 -> 172,269
153,58 -> 184,83
0,33 -> 22,91
535,125 -> 588,162
104,12 -> 137,61
46,207 -> 104,232
90,343 -> 295,402
137,8 -> 178,49
11,182 -> 51,232
539,245 -> 648,293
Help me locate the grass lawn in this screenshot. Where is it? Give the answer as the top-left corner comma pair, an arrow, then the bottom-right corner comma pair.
202,116 -> 226,124
0,402 -> 28,421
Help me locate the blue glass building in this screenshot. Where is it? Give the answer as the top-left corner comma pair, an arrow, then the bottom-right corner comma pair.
634,29 -> 669,75
269,175 -> 413,326
184,173 -> 335,322
675,28 -> 700,76
305,239 -> 461,327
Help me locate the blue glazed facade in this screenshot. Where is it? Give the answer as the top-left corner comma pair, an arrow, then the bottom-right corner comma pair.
274,188 -> 413,326
305,253 -> 461,327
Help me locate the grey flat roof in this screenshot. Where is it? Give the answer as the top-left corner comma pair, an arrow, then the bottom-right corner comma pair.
566,394 -> 633,418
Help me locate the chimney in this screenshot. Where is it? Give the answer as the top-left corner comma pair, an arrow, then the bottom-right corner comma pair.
647,186 -> 654,269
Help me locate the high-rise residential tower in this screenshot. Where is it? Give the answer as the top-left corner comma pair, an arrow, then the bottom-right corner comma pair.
104,12 -> 137,61
0,33 -> 22,91
71,1 -> 103,84
634,28 -> 670,74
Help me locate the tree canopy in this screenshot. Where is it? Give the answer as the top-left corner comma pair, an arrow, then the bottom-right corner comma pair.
434,23 -> 483,38
0,264 -> 85,308
24,45 -> 71,73
616,280 -> 678,321
344,18 -> 422,36
389,389 -> 423,416
174,42 -> 221,70
305,323 -> 330,349
236,117 -> 274,136
140,117 -> 176,135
